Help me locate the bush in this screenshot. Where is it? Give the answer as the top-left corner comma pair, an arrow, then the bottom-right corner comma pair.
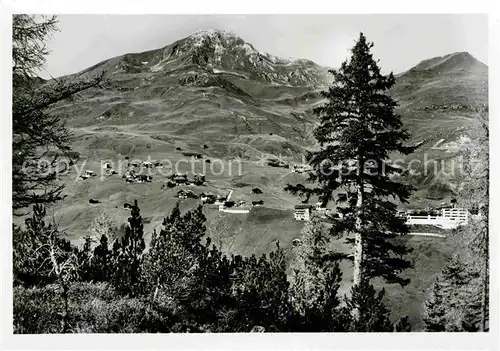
14,285 -> 62,333
13,283 -> 174,333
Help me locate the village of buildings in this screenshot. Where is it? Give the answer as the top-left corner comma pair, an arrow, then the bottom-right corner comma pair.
78,155 -> 480,233
293,201 -> 480,231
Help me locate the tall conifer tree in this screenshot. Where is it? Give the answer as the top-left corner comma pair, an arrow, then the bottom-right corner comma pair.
12,15 -> 104,211
290,217 -> 344,331
423,276 -> 447,332
286,33 -> 417,288
112,200 -> 145,295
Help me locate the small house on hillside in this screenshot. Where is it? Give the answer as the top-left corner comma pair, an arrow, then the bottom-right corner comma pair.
201,193 -> 217,204
194,173 -> 205,185
269,160 -> 288,168
122,170 -> 135,179
135,175 -> 153,183
173,176 -> 187,184
397,210 -> 407,218
252,188 -> 262,194
177,190 -> 188,199
177,189 -> 197,199
214,195 -> 227,205
294,204 -> 312,221
315,202 -> 327,211
291,164 -> 313,173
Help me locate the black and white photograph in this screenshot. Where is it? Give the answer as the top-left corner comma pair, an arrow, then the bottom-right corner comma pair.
1,2 -> 498,349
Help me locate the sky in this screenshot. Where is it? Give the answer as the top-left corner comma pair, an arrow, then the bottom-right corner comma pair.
41,14 -> 488,78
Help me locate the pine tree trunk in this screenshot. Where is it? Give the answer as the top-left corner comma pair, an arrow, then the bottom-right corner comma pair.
353,182 -> 364,287
351,181 -> 365,322
153,277 -> 160,303
353,233 -> 363,283
61,282 -> 69,333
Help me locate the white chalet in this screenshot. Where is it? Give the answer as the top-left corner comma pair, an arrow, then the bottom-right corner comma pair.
294,205 -> 312,221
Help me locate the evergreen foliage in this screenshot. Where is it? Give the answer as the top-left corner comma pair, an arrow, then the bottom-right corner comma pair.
111,200 -> 145,295
458,107 -> 489,331
285,33 -> 416,288
344,280 -> 394,332
422,276 -> 447,332
423,255 -> 482,332
77,236 -> 94,282
13,201 -> 415,333
231,244 -> 293,332
12,15 -> 104,211
290,217 -> 344,331
91,234 -> 112,282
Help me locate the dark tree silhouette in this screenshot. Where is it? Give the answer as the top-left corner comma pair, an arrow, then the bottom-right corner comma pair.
12,15 -> 104,212
111,200 -> 145,295
286,33 -> 417,290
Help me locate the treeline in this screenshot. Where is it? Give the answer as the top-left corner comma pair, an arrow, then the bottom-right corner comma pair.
423,107 -> 489,332
13,202 -> 412,333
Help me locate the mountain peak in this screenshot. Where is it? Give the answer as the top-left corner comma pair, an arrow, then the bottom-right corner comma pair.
191,29 -> 238,38
187,29 -> 244,47
77,29 -> 329,87
408,51 -> 486,74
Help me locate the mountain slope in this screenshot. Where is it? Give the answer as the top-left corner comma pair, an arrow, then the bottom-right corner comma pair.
388,51 -> 488,201
80,29 -> 330,87
392,51 -> 487,111
49,30 -> 332,158
45,31 -> 488,218
48,32 -> 488,205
